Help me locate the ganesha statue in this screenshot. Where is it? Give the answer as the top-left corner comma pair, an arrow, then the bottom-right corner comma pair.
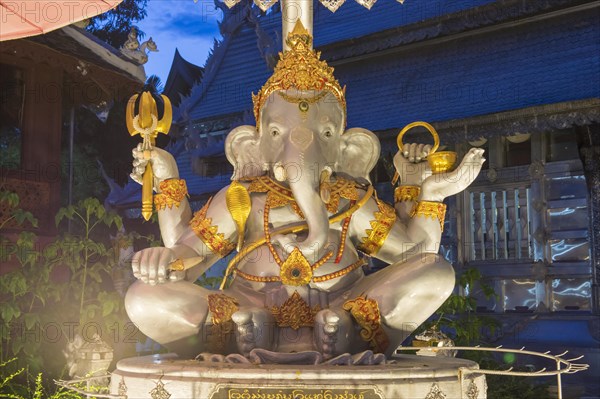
125,22 -> 485,360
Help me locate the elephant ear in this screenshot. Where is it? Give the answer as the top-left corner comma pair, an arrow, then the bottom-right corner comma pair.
338,128 -> 381,183
225,125 -> 264,180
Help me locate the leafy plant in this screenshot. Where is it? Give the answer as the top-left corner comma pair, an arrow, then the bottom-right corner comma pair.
427,268 -> 499,345
0,191 -> 37,230
0,358 -> 83,398
410,268 -> 551,398
0,195 -> 154,382
86,0 -> 148,48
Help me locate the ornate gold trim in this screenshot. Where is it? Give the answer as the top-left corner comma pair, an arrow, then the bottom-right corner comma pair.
208,294 -> 239,325
358,200 -> 396,256
270,291 -> 321,330
312,258 -> 366,283
154,178 -> 188,211
247,175 -> 358,215
189,198 -> 235,257
279,248 -> 313,286
235,257 -> 364,285
252,21 -> 346,131
343,295 -> 389,353
207,294 -> 238,352
394,185 -> 420,203
410,200 -> 447,232
222,185 -> 375,290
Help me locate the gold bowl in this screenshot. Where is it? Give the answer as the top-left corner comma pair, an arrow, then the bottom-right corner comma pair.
397,121 -> 457,174
427,151 -> 457,174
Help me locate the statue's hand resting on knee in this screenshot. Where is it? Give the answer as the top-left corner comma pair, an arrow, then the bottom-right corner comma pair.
131,246 -> 184,285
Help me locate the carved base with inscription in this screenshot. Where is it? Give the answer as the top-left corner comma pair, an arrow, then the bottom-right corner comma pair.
110,353 -> 486,399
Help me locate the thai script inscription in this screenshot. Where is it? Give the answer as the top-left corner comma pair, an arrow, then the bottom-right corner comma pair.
210,387 -> 382,399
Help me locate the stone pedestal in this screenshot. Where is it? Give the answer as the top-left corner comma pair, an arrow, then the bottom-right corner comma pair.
110,353 -> 486,398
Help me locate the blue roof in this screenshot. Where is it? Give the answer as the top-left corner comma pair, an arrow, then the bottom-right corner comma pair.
105,139 -> 231,208
178,0 -> 600,132
108,0 -> 600,207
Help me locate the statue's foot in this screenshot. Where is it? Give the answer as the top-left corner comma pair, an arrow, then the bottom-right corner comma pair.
232,307 -> 274,356
314,309 -> 352,359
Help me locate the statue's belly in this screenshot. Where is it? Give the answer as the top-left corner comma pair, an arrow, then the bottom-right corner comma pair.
231,231 -> 364,296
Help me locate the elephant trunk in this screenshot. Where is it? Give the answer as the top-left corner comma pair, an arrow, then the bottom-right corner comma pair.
278,127 -> 329,258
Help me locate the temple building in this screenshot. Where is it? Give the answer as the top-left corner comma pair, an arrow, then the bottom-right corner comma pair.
163,49 -> 204,107
0,25 -> 145,236
106,0 -> 599,391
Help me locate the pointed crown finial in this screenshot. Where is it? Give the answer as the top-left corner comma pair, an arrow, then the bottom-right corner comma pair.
252,21 -> 346,131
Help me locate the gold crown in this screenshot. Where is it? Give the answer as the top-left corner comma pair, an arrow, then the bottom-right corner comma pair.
252,21 -> 346,130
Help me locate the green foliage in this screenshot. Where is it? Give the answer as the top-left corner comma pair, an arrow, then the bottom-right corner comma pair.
410,268 -> 550,398
0,193 -> 154,384
86,0 -> 148,48
418,268 -> 499,346
0,191 -> 37,230
0,358 -> 83,399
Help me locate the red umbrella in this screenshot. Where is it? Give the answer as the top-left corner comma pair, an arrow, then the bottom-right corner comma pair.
0,0 -> 123,41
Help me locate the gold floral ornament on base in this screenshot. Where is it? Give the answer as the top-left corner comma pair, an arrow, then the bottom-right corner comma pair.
271,291 -> 321,330
252,21 -> 346,131
126,88 -> 173,220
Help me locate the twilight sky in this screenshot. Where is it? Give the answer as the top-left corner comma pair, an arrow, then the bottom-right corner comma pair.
137,0 -> 223,82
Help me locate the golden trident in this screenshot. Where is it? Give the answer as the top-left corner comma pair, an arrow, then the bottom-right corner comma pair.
125,90 -> 173,220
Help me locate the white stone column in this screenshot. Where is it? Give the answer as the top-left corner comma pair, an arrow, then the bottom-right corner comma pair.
281,0 -> 313,50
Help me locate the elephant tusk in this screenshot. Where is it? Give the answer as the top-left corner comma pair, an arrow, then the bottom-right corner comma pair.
274,162 -> 287,182
220,185 -> 374,290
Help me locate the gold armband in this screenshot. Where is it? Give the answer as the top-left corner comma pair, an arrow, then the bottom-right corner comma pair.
358,199 -> 396,256
154,179 -> 188,210
394,185 -> 420,203
343,295 -> 389,353
410,200 -> 447,232
190,198 -> 235,257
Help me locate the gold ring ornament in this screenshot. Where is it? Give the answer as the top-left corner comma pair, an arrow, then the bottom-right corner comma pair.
397,121 -> 457,174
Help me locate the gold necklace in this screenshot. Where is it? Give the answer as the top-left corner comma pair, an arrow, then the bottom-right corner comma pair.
221,185 -> 375,290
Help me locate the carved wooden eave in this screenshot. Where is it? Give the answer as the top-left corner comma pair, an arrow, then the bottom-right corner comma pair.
0,26 -> 145,104
377,99 -> 600,144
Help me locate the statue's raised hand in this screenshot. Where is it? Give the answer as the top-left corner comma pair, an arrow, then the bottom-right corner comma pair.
421,148 -> 485,202
131,247 -> 184,285
393,143 -> 433,186
130,143 -> 179,189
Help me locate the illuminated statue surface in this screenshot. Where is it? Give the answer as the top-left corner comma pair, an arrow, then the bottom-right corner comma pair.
124,23 -> 485,360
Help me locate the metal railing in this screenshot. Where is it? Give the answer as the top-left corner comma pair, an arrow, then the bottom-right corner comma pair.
397,345 -> 589,399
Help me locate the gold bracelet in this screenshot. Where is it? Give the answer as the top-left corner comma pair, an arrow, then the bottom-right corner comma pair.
154,179 -> 188,210
394,185 -> 420,203
190,198 -> 235,257
410,200 -> 447,232
358,199 -> 396,256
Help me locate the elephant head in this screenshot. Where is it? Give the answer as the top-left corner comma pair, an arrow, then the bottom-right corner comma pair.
225,91 -> 380,255
224,21 -> 380,256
